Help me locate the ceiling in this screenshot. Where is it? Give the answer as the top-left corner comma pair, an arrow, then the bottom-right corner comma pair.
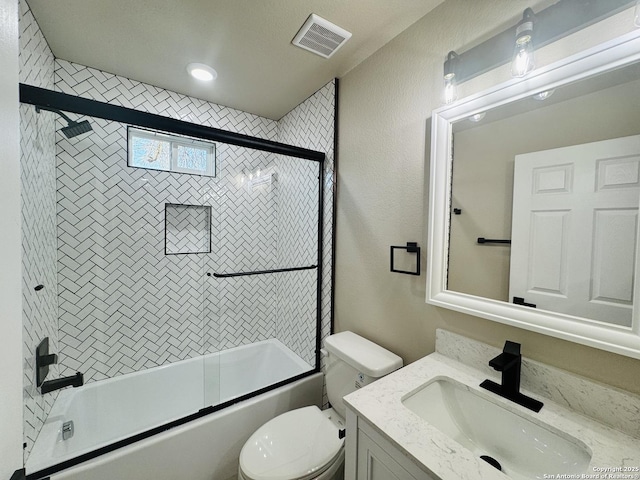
27,0 -> 445,120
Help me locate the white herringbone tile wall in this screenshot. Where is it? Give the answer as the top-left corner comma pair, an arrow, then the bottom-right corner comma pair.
52,59 -> 286,382
274,156 -> 320,367
53,60 -> 334,384
19,0 -> 59,460
204,148 -> 280,354
56,117 -> 208,381
55,116 -> 286,382
277,80 -> 336,406
165,204 -> 211,255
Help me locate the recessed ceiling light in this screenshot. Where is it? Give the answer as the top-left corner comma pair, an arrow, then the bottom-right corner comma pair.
187,63 -> 217,82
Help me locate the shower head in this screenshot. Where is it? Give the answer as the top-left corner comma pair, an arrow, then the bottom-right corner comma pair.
61,120 -> 93,139
35,105 -> 93,139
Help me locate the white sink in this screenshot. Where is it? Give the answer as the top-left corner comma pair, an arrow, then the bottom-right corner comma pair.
401,377 -> 592,480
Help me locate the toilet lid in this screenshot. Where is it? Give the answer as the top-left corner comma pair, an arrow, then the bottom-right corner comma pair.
240,406 -> 344,480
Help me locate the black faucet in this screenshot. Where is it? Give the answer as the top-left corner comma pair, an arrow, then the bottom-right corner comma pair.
480,341 -> 543,412
41,372 -> 84,394
36,337 -> 84,394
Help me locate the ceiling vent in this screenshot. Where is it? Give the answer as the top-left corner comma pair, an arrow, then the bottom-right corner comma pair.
292,14 -> 352,59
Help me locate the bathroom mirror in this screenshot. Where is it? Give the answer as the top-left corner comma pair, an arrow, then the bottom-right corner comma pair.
426,29 -> 640,359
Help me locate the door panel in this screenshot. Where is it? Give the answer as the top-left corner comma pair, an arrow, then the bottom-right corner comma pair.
510,135 -> 640,327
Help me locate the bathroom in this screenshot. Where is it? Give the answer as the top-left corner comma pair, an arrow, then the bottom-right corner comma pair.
2,0 -> 640,479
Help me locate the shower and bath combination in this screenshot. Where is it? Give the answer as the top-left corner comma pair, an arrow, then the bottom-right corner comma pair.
19,82 -> 326,478
35,105 -> 93,138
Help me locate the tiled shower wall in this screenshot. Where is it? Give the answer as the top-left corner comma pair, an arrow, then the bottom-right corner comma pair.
54,61 -> 284,381
204,147 -> 281,354
19,0 -> 59,459
20,0 -> 335,459
52,61 -> 334,381
276,82 -> 336,367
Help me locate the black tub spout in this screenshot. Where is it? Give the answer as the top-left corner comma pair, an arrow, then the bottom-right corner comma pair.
41,372 -> 83,394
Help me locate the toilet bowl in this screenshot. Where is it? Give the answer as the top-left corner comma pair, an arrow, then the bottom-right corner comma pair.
238,332 -> 402,480
238,406 -> 345,480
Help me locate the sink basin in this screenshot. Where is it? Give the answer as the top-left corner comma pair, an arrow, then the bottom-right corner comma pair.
401,377 -> 592,480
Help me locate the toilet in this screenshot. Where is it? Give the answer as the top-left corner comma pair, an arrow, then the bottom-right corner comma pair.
238,331 -> 403,480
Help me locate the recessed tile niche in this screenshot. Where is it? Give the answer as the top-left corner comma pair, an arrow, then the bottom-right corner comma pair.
165,203 -> 211,255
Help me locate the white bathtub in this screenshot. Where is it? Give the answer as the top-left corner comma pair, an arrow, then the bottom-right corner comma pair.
26,339 -> 318,477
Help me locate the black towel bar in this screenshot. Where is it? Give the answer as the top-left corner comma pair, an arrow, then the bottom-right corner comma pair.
477,237 -> 511,245
208,265 -> 317,278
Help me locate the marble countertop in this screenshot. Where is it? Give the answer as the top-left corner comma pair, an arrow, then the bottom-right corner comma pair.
343,352 -> 640,480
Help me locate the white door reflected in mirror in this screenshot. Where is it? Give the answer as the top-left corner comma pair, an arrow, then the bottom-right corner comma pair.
510,135 -> 640,327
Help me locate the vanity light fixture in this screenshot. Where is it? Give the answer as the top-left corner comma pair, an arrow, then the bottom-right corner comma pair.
532,89 -> 555,101
511,8 -> 536,78
187,63 -> 217,82
443,51 -> 459,105
439,0 -> 632,91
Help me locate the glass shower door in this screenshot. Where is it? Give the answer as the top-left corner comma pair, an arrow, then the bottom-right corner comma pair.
203,147 -> 319,408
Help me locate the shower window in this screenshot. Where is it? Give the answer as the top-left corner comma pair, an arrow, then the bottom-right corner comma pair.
128,127 -> 216,177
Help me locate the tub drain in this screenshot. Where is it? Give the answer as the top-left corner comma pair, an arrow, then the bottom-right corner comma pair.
480,455 -> 502,471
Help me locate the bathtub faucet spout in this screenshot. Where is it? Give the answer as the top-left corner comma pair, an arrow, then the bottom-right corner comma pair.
41,372 -> 83,394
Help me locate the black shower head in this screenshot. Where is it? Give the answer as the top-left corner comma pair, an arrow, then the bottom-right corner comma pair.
61,120 -> 93,139
35,105 -> 93,139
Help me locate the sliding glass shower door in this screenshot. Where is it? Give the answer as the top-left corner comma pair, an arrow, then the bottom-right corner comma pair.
20,98 -> 323,476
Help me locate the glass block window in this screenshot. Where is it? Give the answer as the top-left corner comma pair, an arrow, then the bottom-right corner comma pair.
128,127 -> 216,177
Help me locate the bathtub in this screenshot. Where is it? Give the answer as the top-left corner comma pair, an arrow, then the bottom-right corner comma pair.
26,339 -> 320,478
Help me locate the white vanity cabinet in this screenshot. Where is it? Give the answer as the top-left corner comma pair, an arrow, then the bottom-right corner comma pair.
345,408 -> 436,480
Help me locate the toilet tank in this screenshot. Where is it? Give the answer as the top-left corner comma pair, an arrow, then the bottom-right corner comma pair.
324,331 -> 403,419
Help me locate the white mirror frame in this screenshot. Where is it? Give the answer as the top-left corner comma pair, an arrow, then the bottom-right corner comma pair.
427,29 -> 640,359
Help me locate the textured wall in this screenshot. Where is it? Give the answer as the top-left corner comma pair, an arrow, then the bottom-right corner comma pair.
336,0 -> 640,395
18,0 -> 59,459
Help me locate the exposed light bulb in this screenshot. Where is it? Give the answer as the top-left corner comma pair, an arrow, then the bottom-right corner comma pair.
532,89 -> 555,101
635,0 -> 640,27
468,112 -> 486,123
511,9 -> 535,78
443,51 -> 459,105
444,73 -> 457,105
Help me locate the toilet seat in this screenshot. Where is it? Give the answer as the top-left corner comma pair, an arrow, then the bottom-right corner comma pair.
239,406 -> 344,480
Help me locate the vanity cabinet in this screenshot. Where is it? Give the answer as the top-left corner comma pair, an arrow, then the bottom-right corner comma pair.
346,409 -> 436,480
